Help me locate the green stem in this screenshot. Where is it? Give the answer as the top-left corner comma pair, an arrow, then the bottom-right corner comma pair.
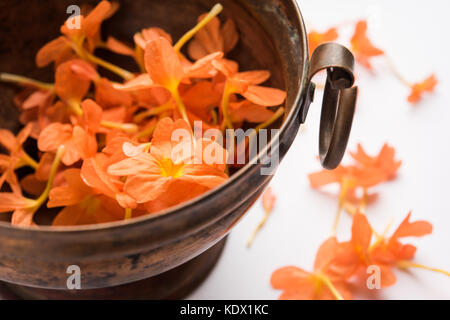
133,102 -> 174,123
320,275 -> 344,300
173,3 -> 223,52
83,50 -> 135,81
33,145 -> 65,208
220,82 -> 233,131
170,87 -> 190,125
0,73 -> 54,91
100,121 -> 138,134
21,152 -> 39,170
125,208 -> 132,220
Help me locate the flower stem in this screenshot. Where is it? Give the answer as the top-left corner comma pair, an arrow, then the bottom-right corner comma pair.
320,275 -> 344,300
0,73 -> 54,91
384,55 -> 413,87
136,122 -> 158,140
33,145 -> 65,209
220,82 -> 233,131
125,208 -> 132,220
170,87 -> 190,125
83,50 -> 135,81
133,102 -> 174,123
398,260 -> 450,277
247,209 -> 271,247
21,152 -> 39,170
100,121 -> 138,134
174,3 -> 223,52
331,178 -> 352,236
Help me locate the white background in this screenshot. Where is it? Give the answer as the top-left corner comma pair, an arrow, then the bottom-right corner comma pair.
189,0 -> 450,299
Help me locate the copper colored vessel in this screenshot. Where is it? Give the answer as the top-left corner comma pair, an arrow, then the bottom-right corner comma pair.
0,0 -> 357,299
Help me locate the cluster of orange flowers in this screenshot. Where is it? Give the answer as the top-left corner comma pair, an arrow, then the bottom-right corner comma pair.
309,20 -> 437,104
271,144 -> 449,299
267,17 -> 445,300
0,1 -> 286,227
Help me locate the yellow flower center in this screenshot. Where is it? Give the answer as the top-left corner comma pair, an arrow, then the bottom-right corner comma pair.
159,158 -> 185,178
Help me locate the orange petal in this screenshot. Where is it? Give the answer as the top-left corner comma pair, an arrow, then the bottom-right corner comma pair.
71,60 -> 99,82
0,193 -> 28,213
144,37 -> 184,88
242,85 -> 286,106
221,18 -> 239,53
308,27 -> 338,54
229,100 -> 274,123
84,0 -> 112,39
55,60 -> 91,103
37,123 -> 73,152
52,205 -> 86,226
125,175 -> 170,203
350,20 -> 384,70
270,266 -> 311,290
234,70 -> 270,85
0,129 -> 17,151
262,186 -> 276,214
81,99 -> 103,133
314,237 -> 339,272
72,126 -> 97,160
48,168 -> 93,208
112,74 -> 154,91
106,36 -> 135,56
352,213 -> 372,254
35,36 -> 70,67
141,27 -> 173,45
20,174 -> 46,197
408,74 -> 438,104
391,211 -> 433,240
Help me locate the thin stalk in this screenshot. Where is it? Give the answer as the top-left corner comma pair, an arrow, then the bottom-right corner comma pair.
247,209 -> 271,248
331,178 -> 352,236
385,55 -> 413,87
100,121 -> 138,134
220,82 -> 233,131
398,260 -> 450,277
320,275 -> 344,300
170,87 -> 190,125
83,50 -> 135,81
133,102 -> 174,123
32,145 -> 65,208
0,73 -> 54,91
125,208 -> 132,220
174,3 -> 223,52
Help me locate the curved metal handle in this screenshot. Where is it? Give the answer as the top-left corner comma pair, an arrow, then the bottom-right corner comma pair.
309,43 -> 358,170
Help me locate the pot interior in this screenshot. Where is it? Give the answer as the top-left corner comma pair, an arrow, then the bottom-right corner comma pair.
0,0 -> 306,226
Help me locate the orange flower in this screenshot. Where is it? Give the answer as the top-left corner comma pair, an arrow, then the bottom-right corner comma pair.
36,1 -> 116,67
37,100 -> 101,165
332,212 -> 435,288
370,212 -> 432,265
407,74 -> 438,104
271,237 -> 352,300
48,168 -> 126,226
107,117 -> 228,212
54,60 -> 92,113
0,191 -> 37,226
187,14 -> 238,60
350,20 -> 384,70
308,27 -> 338,55
212,59 -> 286,129
309,143 -> 401,194
0,123 -> 36,193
